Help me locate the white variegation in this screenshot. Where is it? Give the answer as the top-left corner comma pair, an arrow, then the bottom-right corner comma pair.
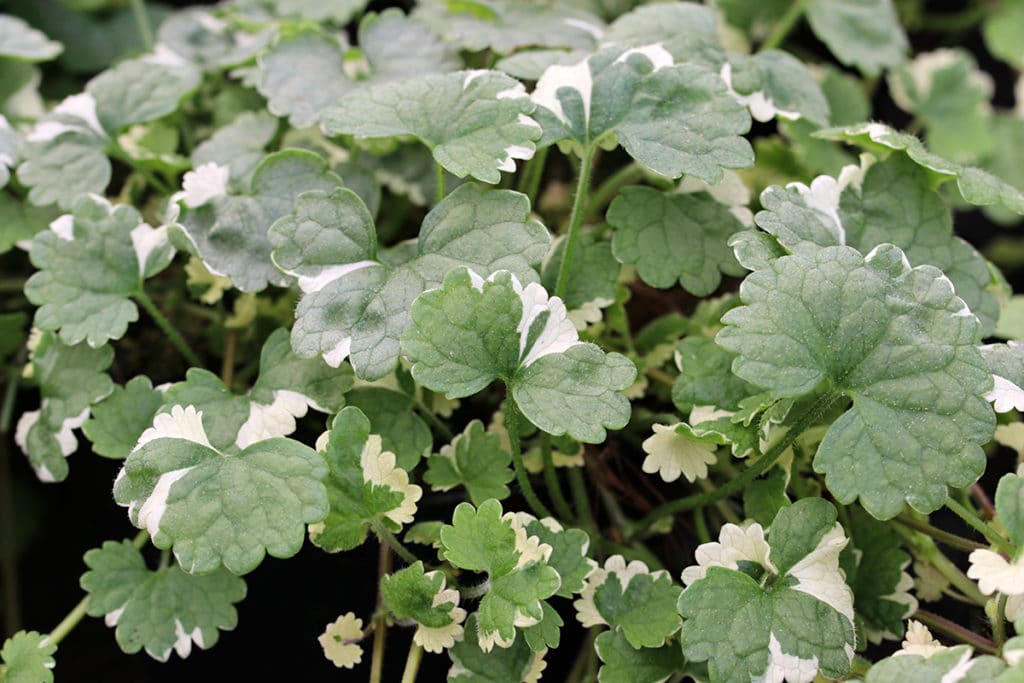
866,564 -> 918,643
967,548 -> 1024,596
642,423 -> 717,483
532,58 -> 592,127
894,620 -> 946,658
719,63 -> 799,123
177,162 -> 229,208
614,44 -> 673,71
413,571 -> 467,653
360,434 -> 421,525
49,214 -> 74,241
135,405 -> 212,450
130,223 -> 171,276
504,511 -> 553,570
681,522 -> 775,585
235,389 -> 323,449
785,161 -> 870,246
27,92 -> 106,142
15,407 -> 90,482
678,170 -> 754,226
985,375 -> 1024,413
318,612 -> 364,669
786,524 -> 855,630
751,633 -> 821,683
575,555 -> 669,627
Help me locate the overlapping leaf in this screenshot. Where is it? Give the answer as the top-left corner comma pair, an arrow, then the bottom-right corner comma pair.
805,0 -> 908,76
0,631 -> 56,683
426,419 -> 513,504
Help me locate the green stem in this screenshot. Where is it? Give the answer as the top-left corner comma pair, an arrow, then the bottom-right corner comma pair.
413,399 -> 454,442
0,370 -> 22,635
994,594 -> 1008,649
914,609 -> 998,655
629,393 -> 841,539
132,529 -> 148,550
505,401 -> 553,518
946,496 -> 1015,555
371,518 -> 419,566
0,278 -> 25,294
108,145 -> 171,195
134,290 -> 202,367
895,515 -> 986,553
761,0 -> 809,50
46,597 -> 89,647
400,641 -> 423,683
694,506 -> 711,544
369,541 -> 391,683
434,163 -> 445,205
583,163 -> 644,222
895,526 -> 987,605
516,147 -> 548,205
129,0 -> 154,51
541,434 -> 575,521
568,467 -> 594,530
553,147 -> 596,299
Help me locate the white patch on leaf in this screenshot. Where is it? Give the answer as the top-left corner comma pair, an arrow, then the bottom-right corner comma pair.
462,69 -> 488,89
135,405 -> 213,450
563,17 -> 603,39
642,423 -> 718,483
360,434 -> 421,526
504,511 -> 553,570
786,523 -> 855,629
130,223 -> 170,276
145,44 -> 189,68
985,375 -> 1024,413
967,549 -> 1024,596
104,605 -> 126,628
575,555 -> 666,627
567,296 -> 613,330
512,277 -> 581,367
137,467 -> 193,536
751,633 -> 820,683
323,336 -> 353,368
318,613 -> 364,669
414,572 -> 467,653
785,162 -> 868,246
894,620 -> 946,658
532,58 -> 592,128
27,92 -> 106,142
235,389 -> 320,449
49,214 -> 74,241
178,162 -> 229,208
719,63 -> 799,123
681,523 -> 774,586
614,44 -> 673,71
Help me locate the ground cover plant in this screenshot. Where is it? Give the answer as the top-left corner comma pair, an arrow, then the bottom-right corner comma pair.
1,0 -> 1024,680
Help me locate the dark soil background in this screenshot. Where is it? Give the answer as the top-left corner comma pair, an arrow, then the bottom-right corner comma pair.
1,0 -> 1022,681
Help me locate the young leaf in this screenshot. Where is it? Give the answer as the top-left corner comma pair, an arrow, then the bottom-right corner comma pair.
595,630 -> 685,683
80,540 -> 246,661
717,244 -> 995,519
532,45 -> 753,182
446,614 -> 545,683
805,0 -> 908,76
678,499 -> 856,683
523,517 -> 596,598
190,111 -> 277,190
26,194 -> 172,347
0,15 -> 62,61
380,561 -> 466,653
321,70 -> 540,184
309,407 -> 421,553
257,11 -> 459,128
15,334 -> 114,482
426,419 -> 514,504
171,149 -> 343,292
722,50 -> 830,126
671,336 -> 756,413
345,386 -> 431,470
608,186 -> 746,295
87,51 -> 200,133
403,268 -> 636,442
113,405 -> 329,574
82,376 -> 164,459
282,183 -> 550,380
0,631 -> 56,683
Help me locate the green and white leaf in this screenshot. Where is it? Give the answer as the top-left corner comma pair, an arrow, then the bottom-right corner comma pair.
524,517 -> 595,597
381,561 -> 466,653
171,149 -> 343,292
425,419 -> 513,504
0,15 -> 62,61
865,645 -> 1008,682
345,385 -> 431,470
718,245 -> 995,519
191,111 -> 277,190
0,631 -> 56,683
15,334 -> 113,482
81,540 -> 246,660
282,183 -> 549,380
26,194 -> 172,346
602,2 -> 723,67
720,50 -> 830,125
322,69 -> 540,184
532,45 -> 752,182
156,9 -> 270,71
403,268 -> 635,442
447,614 -> 546,682
309,407 -> 421,553
805,0 -> 908,76
678,499 -> 856,683
671,336 -> 757,413
979,343 -> 1024,414
641,422 -> 723,484
608,186 -> 746,295
87,49 -> 200,133
113,405 -> 329,574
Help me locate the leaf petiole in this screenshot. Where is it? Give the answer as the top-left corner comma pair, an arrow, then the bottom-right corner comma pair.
553,146 -> 596,300
946,496 -> 1016,555
505,400 -> 553,518
133,290 -> 203,367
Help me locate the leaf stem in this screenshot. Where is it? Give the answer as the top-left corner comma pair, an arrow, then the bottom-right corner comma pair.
946,496 -> 1015,555
371,518 -> 419,566
221,329 -> 236,388
540,434 -> 575,521
45,596 -> 89,647
505,400 -> 553,518
400,641 -> 423,683
761,0 -> 809,50
895,514 -> 986,553
914,609 -> 998,654
994,594 -> 1008,648
553,147 -> 595,300
516,147 -> 548,205
129,0 -> 154,51
583,162 -> 644,222
628,393 -> 841,539
567,467 -> 594,530
434,163 -> 445,205
0,278 -> 25,294
369,541 -> 391,683
894,526 -> 987,605
134,290 -> 202,367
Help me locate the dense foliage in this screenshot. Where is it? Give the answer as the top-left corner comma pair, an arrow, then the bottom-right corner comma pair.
1,0 -> 1024,681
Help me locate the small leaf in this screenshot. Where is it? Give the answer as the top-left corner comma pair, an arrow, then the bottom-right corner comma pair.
671,336 -> 757,413
595,630 -> 685,683
87,52 -> 200,133
381,561 -> 466,653
0,631 -> 56,683
345,386 -> 431,471
446,614 -> 544,682
426,419 -> 513,504
524,517 -> 595,598
82,376 -> 163,459
0,15 -> 62,61
805,0 -> 908,76
191,111 -> 277,190
81,540 -> 246,661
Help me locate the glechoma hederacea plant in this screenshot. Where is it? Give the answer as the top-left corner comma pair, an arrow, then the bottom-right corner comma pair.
2,0 -> 1024,680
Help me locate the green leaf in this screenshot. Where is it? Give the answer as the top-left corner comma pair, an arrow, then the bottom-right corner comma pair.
678,499 -> 856,683
82,376 -> 164,459
322,70 -> 540,184
814,121 -> 1024,215
191,111 -> 277,190
743,466 -> 790,527
0,15 -> 62,61
672,336 -> 757,413
724,50 -> 830,126
80,540 -> 246,661
87,53 -> 200,133
426,419 -> 513,504
608,186 -> 746,295
593,571 -> 682,648
269,0 -> 368,23
113,405 -> 329,574
345,386 -> 431,471
540,232 -> 618,315
15,334 -> 114,482
403,268 -> 635,442
865,645 -> 1007,682
532,45 -> 752,182
257,12 -> 459,128
524,517 -> 595,597
248,327 -> 352,412
0,193 -> 60,254
843,509 -> 917,643
171,149 -> 343,292
595,630 -> 685,683
805,0 -> 908,76
284,183 -> 550,380
996,472 -> 1024,548
522,602 -> 562,651
447,614 -> 542,682
441,500 -> 560,649
26,194 -> 172,346
982,115 -> 1024,225
380,561 -> 466,653
413,0 -> 603,54
602,2 -> 723,66
310,407 -> 420,553
755,154 -> 1001,334
887,49 -> 993,163
983,1 -> 1024,68
718,245 -> 995,518
156,9 -> 269,71
0,631 -> 56,683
